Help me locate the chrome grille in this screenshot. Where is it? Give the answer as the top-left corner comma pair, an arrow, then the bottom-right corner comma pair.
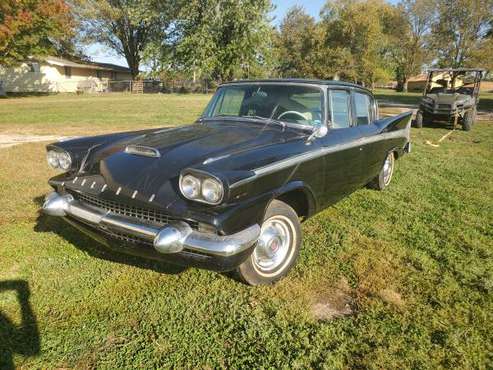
100,227 -> 153,246
71,191 -> 199,230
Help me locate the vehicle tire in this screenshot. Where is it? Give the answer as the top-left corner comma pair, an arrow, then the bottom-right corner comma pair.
415,110 -> 423,128
368,152 -> 395,191
462,107 -> 476,131
237,200 -> 301,286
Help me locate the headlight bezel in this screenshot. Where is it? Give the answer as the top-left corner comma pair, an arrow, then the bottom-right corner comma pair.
46,149 -> 73,171
179,170 -> 225,205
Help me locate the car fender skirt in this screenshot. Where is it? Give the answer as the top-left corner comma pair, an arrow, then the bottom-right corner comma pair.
42,192 -> 260,258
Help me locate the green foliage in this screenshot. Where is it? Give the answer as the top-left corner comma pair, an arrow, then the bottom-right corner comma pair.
430,0 -> 493,69
386,0 -> 435,91
73,0 -> 180,77
321,0 -> 395,86
174,0 -> 273,81
274,6 -> 320,78
0,0 -> 74,66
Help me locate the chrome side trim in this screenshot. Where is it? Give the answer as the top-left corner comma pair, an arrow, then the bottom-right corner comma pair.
230,127 -> 410,188
42,192 -> 260,257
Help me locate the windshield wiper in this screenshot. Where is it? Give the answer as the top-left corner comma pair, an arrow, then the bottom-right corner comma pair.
242,115 -> 287,129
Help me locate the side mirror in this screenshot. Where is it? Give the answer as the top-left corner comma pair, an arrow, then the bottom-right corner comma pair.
306,124 -> 328,144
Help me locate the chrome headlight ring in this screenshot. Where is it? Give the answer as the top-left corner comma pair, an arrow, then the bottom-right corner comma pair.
179,171 -> 225,205
47,149 -> 72,171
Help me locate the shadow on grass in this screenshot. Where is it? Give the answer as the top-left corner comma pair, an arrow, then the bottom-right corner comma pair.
0,280 -> 40,370
33,196 -> 187,276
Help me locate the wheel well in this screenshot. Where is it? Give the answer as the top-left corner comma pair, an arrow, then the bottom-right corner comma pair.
275,189 -> 310,219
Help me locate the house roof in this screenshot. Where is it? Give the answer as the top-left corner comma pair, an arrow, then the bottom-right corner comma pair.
44,56 -> 131,73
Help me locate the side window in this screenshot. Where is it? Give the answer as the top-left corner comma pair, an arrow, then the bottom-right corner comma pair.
354,92 -> 372,125
212,88 -> 245,116
329,90 -> 351,129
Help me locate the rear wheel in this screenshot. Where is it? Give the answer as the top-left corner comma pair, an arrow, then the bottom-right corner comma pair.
237,200 -> 301,285
368,152 -> 395,191
415,110 -> 424,128
462,107 -> 476,131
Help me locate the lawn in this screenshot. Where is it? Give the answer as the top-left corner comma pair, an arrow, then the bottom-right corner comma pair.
0,93 -> 492,369
0,93 -> 211,135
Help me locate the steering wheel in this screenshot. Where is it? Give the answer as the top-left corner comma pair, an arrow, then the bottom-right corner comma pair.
278,110 -> 308,121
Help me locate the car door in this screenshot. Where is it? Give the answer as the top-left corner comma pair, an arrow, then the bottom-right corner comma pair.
317,88 -> 367,207
351,90 -> 387,184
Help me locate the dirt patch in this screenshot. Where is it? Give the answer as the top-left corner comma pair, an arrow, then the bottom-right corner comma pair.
0,134 -> 68,149
310,278 -> 354,321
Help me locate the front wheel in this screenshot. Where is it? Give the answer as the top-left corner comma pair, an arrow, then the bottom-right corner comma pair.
237,200 -> 301,285
462,107 -> 476,131
368,152 -> 395,191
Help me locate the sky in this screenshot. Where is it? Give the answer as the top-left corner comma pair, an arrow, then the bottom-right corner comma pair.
85,0 -> 397,67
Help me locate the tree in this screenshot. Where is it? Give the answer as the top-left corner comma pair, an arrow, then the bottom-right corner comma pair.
175,0 -> 273,82
0,0 -> 74,66
386,0 -> 435,91
274,6 -> 319,78
73,0 -> 180,78
321,0 -> 395,87
430,0 -> 493,68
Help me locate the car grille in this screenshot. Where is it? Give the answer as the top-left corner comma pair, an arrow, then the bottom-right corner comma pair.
100,227 -> 153,246
70,191 -> 199,230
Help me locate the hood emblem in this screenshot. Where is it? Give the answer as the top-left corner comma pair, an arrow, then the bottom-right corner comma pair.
124,144 -> 161,158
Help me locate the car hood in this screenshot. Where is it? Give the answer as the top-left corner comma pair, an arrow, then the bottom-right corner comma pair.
87,120 -> 305,203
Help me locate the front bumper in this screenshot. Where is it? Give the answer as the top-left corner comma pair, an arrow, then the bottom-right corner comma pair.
42,192 -> 260,271
420,103 -> 459,116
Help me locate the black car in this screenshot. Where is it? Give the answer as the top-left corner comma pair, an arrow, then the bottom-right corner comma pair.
42,79 -> 412,285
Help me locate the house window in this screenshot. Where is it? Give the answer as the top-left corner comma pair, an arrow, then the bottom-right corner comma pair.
111,71 -> 117,80
28,63 -> 40,73
96,70 -> 102,79
64,66 -> 72,78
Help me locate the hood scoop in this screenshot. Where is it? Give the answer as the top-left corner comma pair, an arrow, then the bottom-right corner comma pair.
124,144 -> 161,158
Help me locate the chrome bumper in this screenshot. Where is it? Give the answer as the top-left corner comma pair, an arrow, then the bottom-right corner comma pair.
42,192 -> 260,257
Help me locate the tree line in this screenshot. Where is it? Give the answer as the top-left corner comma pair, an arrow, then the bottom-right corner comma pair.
1,0 -> 492,91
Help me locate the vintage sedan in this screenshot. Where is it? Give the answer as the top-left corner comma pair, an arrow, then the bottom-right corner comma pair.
42,79 -> 412,285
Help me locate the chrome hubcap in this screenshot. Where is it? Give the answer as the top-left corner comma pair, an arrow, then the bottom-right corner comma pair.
383,153 -> 394,186
253,216 -> 291,272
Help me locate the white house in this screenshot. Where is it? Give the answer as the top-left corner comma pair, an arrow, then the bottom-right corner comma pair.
0,56 -> 133,93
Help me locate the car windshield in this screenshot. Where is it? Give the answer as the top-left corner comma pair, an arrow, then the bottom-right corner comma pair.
202,84 -> 323,127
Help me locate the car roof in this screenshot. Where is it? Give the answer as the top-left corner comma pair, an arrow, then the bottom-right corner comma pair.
220,78 -> 372,93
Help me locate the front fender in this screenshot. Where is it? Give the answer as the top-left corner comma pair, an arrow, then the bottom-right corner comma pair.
47,129 -> 154,173
215,181 -> 317,234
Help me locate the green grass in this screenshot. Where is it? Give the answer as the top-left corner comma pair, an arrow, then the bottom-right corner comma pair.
0,93 -> 492,368
0,93 -> 211,135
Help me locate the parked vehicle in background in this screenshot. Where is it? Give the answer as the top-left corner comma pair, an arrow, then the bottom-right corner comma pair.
42,79 -> 412,285
415,69 -> 486,131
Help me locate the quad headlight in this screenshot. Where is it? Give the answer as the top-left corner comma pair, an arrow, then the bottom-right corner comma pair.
46,150 -> 72,171
179,172 -> 224,205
